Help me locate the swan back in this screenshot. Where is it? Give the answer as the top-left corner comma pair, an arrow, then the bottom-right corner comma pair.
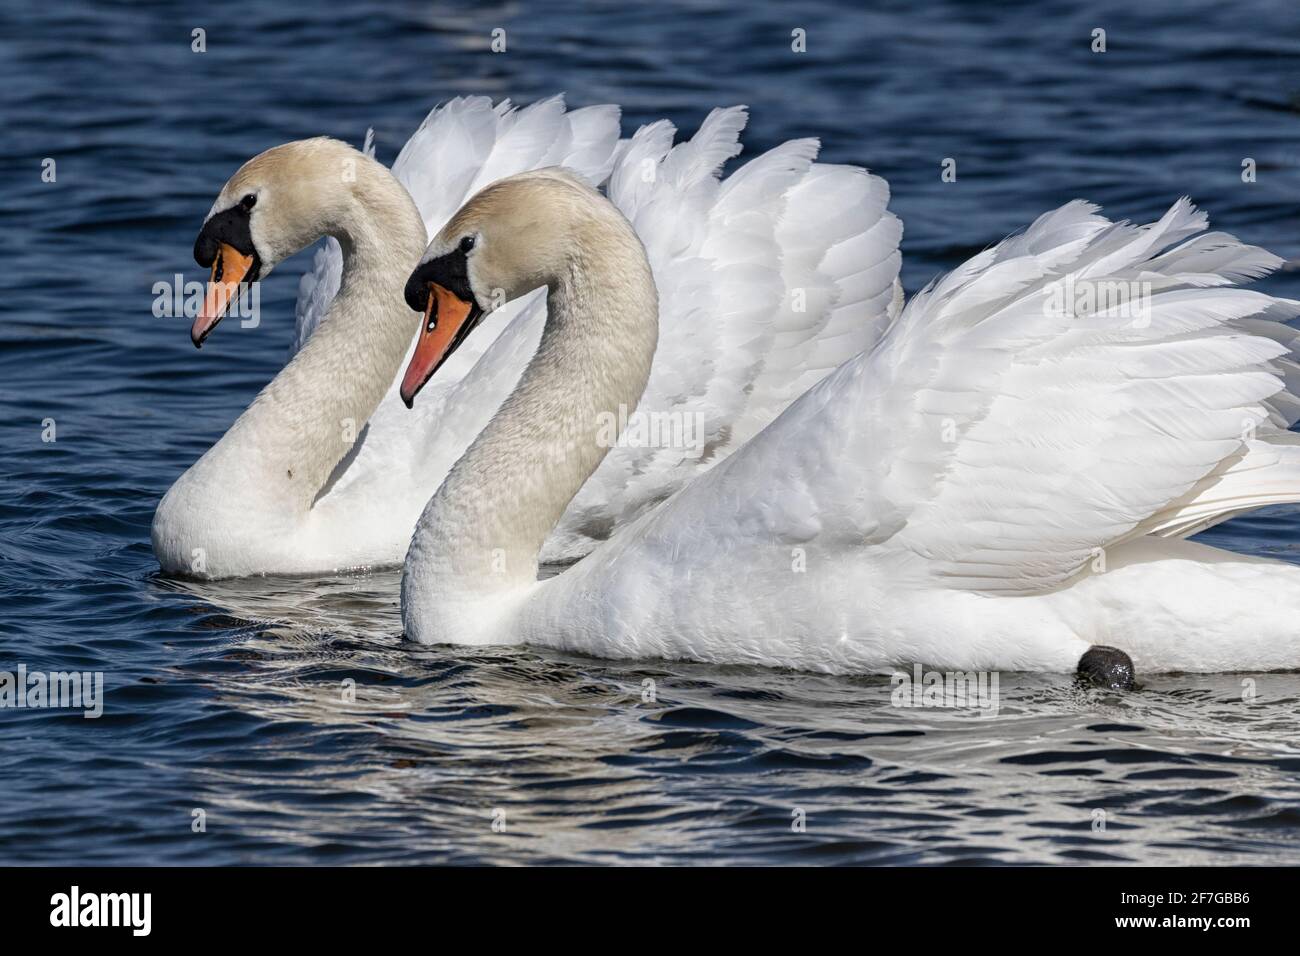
509,198 -> 1300,673
600,198 -> 1298,597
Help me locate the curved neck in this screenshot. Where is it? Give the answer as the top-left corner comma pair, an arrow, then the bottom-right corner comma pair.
218,166 -> 427,513
405,226 -> 658,632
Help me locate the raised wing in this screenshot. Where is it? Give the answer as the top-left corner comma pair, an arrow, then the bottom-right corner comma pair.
305,100 -> 904,564
632,198 -> 1299,595
543,107 -> 903,560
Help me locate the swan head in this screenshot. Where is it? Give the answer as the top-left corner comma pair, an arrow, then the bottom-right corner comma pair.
190,137 -> 379,347
399,167 -> 614,406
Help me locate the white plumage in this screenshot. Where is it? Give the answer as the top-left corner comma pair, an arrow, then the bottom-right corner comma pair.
154,96 -> 903,577
401,182 -> 1300,675
311,97 -> 902,569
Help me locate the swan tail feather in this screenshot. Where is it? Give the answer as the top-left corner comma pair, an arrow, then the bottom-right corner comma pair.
1146,434 -> 1300,538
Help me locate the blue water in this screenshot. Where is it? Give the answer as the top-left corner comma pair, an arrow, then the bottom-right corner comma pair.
3,0 -> 1300,864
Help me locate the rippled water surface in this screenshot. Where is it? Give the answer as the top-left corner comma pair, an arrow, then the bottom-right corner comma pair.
3,0 -> 1300,864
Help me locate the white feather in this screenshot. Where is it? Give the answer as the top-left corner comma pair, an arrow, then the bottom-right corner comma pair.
522,199 -> 1300,674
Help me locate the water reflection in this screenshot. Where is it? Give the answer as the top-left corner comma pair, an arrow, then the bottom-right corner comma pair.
151,571 -> 1300,864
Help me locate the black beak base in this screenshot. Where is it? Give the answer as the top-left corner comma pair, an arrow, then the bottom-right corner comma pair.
194,202 -> 262,283
405,247 -> 475,314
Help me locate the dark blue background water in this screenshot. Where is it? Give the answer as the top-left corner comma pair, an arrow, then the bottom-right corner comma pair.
3,0 -> 1300,864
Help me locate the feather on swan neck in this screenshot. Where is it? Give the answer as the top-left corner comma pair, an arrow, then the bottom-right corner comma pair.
218,156 -> 428,514
402,189 -> 658,642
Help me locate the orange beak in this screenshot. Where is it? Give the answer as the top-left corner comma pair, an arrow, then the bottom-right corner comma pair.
400,283 -> 481,407
191,243 -> 255,348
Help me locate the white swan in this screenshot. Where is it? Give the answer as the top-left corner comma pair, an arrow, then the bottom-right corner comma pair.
152,97 -> 902,578
399,170 -> 1300,677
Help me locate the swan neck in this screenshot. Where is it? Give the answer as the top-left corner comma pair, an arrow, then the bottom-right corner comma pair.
224,168 -> 426,511
406,227 -> 657,627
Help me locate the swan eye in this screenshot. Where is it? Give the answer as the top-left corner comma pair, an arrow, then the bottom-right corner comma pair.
459,235 -> 476,254
241,193 -> 257,211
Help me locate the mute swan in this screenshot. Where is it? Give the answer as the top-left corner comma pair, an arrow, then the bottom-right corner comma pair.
399,170 -> 1300,680
152,97 -> 902,578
